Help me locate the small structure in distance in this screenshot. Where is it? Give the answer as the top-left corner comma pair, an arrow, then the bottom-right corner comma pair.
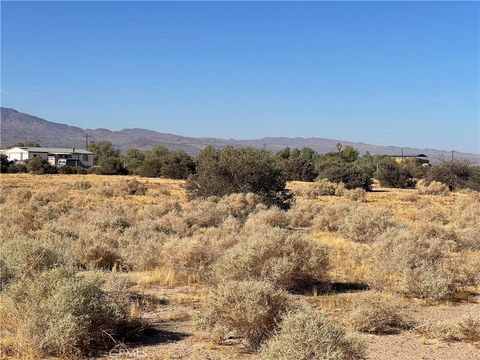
2,147 -> 94,167
389,153 -> 429,166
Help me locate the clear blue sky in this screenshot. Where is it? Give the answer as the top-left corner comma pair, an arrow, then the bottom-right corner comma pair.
1,1 -> 479,153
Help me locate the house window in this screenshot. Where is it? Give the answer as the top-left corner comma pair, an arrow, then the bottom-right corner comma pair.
33,154 -> 37,157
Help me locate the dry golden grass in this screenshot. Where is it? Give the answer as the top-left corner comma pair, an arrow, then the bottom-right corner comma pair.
1,174 -> 479,359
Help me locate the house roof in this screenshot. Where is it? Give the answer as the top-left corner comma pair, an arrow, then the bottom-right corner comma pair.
389,154 -> 428,158
17,147 -> 93,155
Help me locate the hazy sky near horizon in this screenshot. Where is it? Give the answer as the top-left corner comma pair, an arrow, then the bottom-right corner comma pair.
1,1 -> 479,153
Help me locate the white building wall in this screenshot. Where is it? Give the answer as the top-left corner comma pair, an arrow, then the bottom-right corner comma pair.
4,148 -> 29,161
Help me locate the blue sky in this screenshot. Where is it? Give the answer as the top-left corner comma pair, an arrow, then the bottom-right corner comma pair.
1,1 -> 479,153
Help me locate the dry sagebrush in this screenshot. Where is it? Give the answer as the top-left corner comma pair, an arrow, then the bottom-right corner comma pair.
0,237 -> 67,288
260,309 -> 366,360
416,313 -> 480,342
0,267 -> 136,357
199,280 -> 292,349
213,227 -> 328,290
417,179 -> 449,195
370,227 -> 455,300
348,292 -> 414,334
337,204 -> 401,243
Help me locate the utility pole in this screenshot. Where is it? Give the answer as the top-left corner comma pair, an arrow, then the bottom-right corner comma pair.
401,147 -> 404,163
85,133 -> 90,150
451,150 -> 454,160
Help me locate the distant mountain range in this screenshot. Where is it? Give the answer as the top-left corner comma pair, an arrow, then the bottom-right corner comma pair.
1,107 -> 479,164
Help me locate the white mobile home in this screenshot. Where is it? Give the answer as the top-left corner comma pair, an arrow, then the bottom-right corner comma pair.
3,147 -> 94,167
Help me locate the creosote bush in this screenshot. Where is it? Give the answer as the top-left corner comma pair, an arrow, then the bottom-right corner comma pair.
214,227 -> 328,290
348,292 -> 414,334
318,162 -> 373,191
0,267 -> 136,357
260,309 -> 366,360
186,146 -> 293,209
199,280 -> 292,350
426,159 -> 479,191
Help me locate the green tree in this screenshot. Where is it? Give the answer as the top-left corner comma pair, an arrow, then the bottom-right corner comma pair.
122,149 -> 145,175
14,141 -> 41,147
316,146 -> 361,176
275,147 -> 319,182
87,141 -> 125,175
160,151 -> 195,179
137,146 -> 195,179
186,146 -> 293,209
138,146 -> 169,177
340,146 -> 359,162
319,162 -> 372,190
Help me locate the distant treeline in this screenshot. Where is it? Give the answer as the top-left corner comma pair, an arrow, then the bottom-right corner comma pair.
1,141 -> 479,198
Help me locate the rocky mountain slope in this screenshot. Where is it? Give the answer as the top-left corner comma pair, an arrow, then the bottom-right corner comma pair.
1,107 -> 478,163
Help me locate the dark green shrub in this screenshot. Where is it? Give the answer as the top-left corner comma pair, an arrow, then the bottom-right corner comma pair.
7,162 -> 27,173
465,166 -> 480,191
26,157 -> 57,174
122,148 -> 145,175
275,147 -> 319,181
74,166 -> 88,174
137,146 -> 195,179
426,160 -> 476,191
58,165 -> 76,174
318,162 -> 372,190
0,154 -> 12,173
376,160 -> 415,188
160,150 -> 196,179
186,146 -> 293,209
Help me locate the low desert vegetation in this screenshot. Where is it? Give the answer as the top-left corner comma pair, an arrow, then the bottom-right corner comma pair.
260,309 -> 366,360
370,227 -> 456,300
213,227 -> 329,290
348,292 -> 414,334
337,205 -> 400,243
417,179 -> 450,195
199,280 -> 292,349
0,172 -> 478,359
416,313 -> 480,343
0,267 -> 138,357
